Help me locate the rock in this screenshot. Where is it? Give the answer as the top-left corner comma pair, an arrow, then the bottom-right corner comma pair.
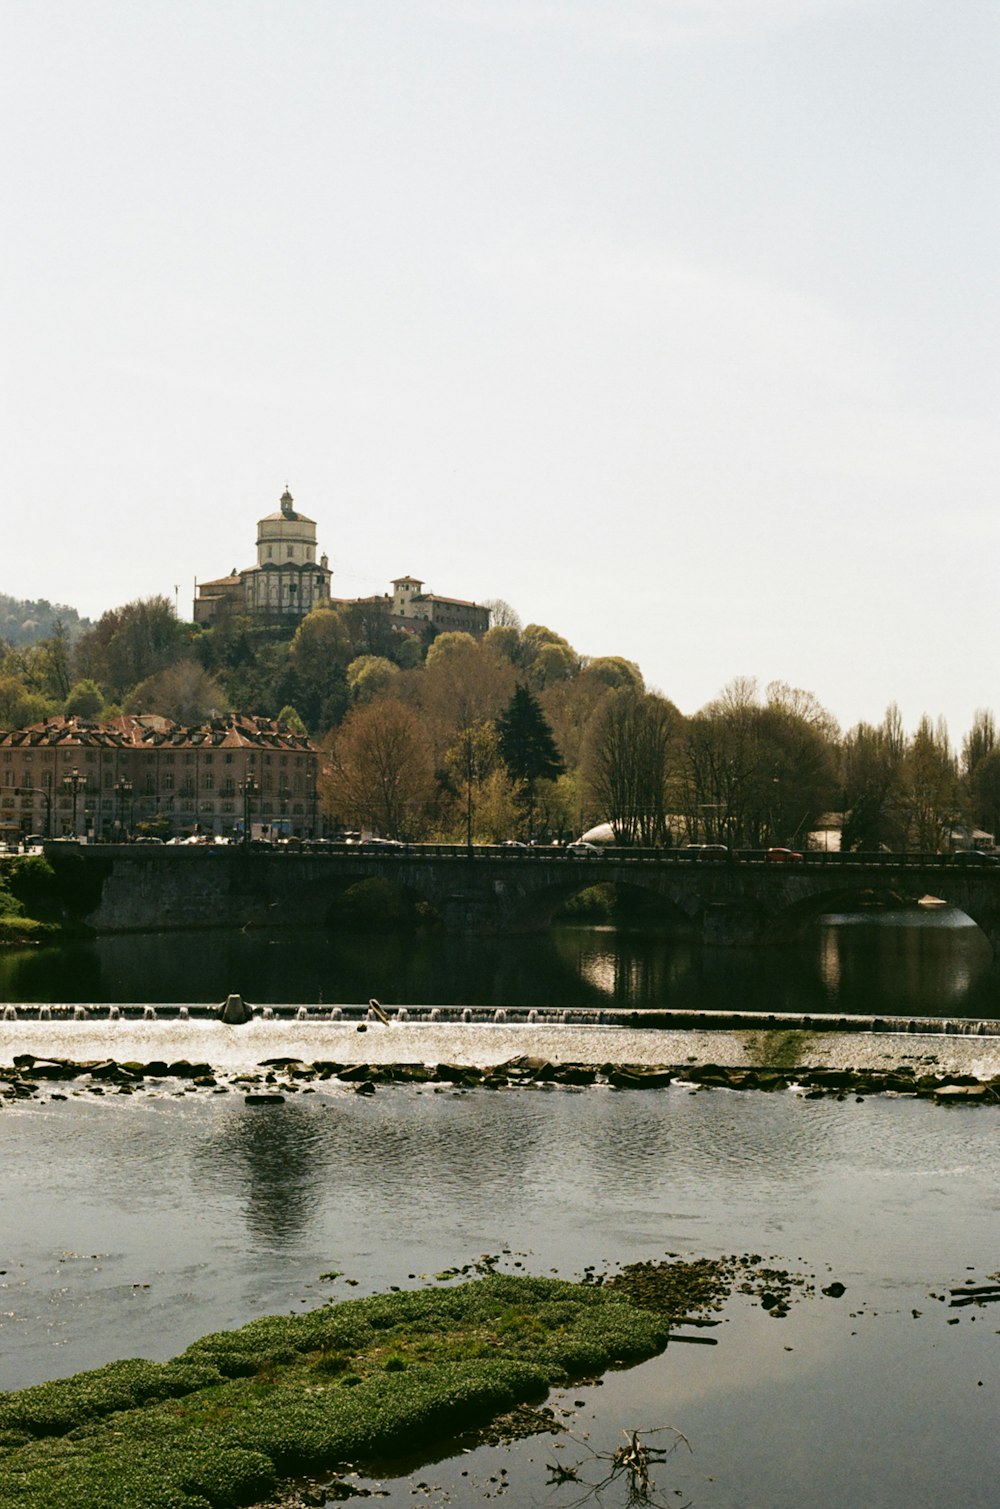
353,1080 -> 376,1096
822,1282 -> 846,1298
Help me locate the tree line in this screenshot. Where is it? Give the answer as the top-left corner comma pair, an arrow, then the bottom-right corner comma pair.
0,592 -> 995,849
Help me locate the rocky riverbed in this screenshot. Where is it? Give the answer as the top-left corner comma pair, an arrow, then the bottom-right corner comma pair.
2,1030 -> 999,1106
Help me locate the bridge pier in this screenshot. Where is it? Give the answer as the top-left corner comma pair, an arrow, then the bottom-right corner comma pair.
700,901 -> 772,947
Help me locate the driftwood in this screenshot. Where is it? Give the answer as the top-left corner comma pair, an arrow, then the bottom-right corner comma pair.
547,1425 -> 692,1508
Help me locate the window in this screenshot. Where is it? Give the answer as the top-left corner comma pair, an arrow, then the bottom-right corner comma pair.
203,773 -> 214,791
163,773 -> 174,791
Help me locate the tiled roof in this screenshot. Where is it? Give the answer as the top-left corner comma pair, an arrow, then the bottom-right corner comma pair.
0,714 -> 316,752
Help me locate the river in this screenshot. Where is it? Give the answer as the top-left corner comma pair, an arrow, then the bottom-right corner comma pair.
0,905 -> 996,1019
0,909 -> 997,1507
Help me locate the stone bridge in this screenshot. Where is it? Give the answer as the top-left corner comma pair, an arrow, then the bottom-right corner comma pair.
41,842 -> 1000,952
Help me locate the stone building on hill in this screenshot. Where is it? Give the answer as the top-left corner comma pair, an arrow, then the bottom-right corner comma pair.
334,576 -> 489,638
194,489 -> 489,636
0,714 -> 318,843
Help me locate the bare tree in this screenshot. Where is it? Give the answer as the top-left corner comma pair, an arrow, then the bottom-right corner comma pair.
322,699 -> 434,840
485,598 -> 522,631
583,690 -> 680,845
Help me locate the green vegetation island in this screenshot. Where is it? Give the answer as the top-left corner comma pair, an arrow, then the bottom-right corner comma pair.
0,1258 -> 777,1509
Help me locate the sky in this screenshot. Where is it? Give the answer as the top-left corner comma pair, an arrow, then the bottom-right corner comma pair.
2,0 -> 997,743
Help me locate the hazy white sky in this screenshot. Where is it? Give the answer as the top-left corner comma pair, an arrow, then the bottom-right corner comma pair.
3,0 -> 997,740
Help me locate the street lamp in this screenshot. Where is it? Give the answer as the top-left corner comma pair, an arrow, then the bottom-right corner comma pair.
240,774 -> 259,845
63,767 -> 86,836
306,765 -> 318,839
115,778 -> 133,841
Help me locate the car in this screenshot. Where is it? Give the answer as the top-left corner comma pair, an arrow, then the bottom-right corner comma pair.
500,839 -> 528,848
765,847 -> 803,863
681,844 -> 732,861
566,840 -> 602,857
951,849 -> 1000,865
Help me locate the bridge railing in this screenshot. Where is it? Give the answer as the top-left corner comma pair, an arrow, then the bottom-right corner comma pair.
47,839 -> 986,870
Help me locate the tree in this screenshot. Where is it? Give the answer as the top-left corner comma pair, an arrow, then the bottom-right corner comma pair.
485,598 -> 522,630
0,677 -> 53,730
75,596 -> 187,700
286,606 -> 352,734
425,631 -> 478,668
277,705 -> 307,735
899,715 -> 957,851
342,600 -> 398,660
64,679 -> 105,719
443,720 -> 502,848
322,700 -> 435,840
126,660 -> 229,724
681,678 -> 838,848
961,709 -> 998,834
583,690 -> 680,845
584,656 -> 644,692
496,685 -> 564,837
347,655 -> 400,704
841,716 -> 905,852
520,624 -> 578,689
483,624 -> 522,665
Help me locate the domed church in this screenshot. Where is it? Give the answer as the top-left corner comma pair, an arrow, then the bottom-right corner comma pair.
194,488 -> 333,625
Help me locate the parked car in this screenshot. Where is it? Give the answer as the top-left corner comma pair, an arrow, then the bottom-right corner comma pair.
764,847 -> 803,863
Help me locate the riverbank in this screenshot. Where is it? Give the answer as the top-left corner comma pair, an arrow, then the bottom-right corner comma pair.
0,1259 -> 787,1508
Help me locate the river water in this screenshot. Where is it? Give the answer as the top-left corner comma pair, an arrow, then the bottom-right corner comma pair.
0,905 -> 997,1018
1,910 -> 998,1507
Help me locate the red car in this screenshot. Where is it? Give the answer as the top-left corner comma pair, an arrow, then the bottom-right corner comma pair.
765,847 -> 803,863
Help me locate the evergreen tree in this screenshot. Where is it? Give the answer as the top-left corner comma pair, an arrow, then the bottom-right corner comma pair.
495,685 -> 564,837
496,685 -> 564,785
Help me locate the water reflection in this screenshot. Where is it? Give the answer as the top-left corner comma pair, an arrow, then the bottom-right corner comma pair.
0,908 -> 996,1019
192,1103 -> 327,1245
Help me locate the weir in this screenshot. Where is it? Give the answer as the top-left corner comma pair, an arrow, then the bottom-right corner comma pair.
3,1002 -> 1000,1080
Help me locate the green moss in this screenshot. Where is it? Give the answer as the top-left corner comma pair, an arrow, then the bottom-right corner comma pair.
0,1273 -> 681,1507
742,1030 -> 811,1070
